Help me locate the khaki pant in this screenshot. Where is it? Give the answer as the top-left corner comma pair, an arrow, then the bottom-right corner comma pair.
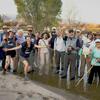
80,55 -> 91,77
39,52 -> 50,74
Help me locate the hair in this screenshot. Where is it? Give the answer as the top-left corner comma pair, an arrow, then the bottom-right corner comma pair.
17,29 -> 24,34
68,29 -> 74,33
87,31 -> 94,40
25,35 -> 31,39
41,32 -> 50,38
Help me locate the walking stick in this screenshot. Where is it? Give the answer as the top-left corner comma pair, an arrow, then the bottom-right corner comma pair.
78,48 -> 83,78
59,58 -> 62,75
75,54 -> 93,87
78,57 -> 81,78
66,64 -> 71,89
83,62 -> 88,91
96,76 -> 99,88
75,65 -> 93,87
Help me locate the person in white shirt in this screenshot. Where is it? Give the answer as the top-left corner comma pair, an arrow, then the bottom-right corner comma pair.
54,29 -> 66,74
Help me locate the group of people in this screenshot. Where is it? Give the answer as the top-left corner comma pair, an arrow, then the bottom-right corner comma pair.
0,25 -> 100,84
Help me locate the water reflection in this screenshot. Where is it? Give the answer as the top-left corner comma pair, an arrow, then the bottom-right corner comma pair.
83,64 -> 88,92
18,66 -> 100,100
66,65 -> 71,89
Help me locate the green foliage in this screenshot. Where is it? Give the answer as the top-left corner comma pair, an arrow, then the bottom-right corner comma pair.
0,15 -> 3,27
15,0 -> 62,32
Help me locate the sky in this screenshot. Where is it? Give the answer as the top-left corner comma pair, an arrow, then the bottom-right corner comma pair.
0,0 -> 100,24
61,0 -> 100,24
0,0 -> 17,17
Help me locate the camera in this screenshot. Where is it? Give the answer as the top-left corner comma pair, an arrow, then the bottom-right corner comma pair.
67,46 -> 73,55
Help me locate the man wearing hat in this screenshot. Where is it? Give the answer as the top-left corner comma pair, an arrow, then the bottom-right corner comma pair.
49,27 -> 57,67
0,25 -> 8,71
61,29 -> 79,80
0,25 -> 8,43
27,25 -> 35,42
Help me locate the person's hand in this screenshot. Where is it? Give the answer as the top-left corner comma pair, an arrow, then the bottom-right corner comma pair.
67,46 -> 72,51
41,46 -> 47,48
3,48 -> 8,52
86,57 -> 91,63
97,58 -> 100,63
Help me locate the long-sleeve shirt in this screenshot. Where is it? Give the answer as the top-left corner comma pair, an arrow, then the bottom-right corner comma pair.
54,36 -> 66,52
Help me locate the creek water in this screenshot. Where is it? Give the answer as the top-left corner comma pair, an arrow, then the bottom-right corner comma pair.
18,66 -> 100,100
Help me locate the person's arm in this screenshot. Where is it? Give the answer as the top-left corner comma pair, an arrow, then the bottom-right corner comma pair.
34,39 -> 46,48
48,32 -> 52,41
34,44 -> 46,48
7,45 -> 22,51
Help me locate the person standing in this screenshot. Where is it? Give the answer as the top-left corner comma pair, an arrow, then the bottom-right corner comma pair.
27,25 -> 35,42
4,29 -> 17,74
0,25 -> 8,43
27,25 -> 36,70
0,25 -> 8,72
80,32 -> 94,77
49,27 -> 57,68
54,29 -> 66,74
75,30 -> 83,69
88,39 -> 100,84
62,29 -> 78,80
34,32 -> 41,68
0,36 -> 6,72
38,32 -> 51,75
15,29 -> 25,70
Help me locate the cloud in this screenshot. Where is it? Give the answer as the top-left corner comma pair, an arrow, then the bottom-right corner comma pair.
0,0 -> 17,16
0,0 -> 100,23
61,0 -> 100,24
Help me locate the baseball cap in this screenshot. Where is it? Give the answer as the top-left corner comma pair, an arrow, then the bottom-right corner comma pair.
95,39 -> 100,43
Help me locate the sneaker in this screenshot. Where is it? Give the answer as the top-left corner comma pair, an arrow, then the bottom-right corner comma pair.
24,76 -> 29,81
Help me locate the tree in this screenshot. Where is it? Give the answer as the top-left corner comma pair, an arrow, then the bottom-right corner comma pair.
15,0 -> 62,32
66,6 -> 82,29
0,15 -> 3,27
